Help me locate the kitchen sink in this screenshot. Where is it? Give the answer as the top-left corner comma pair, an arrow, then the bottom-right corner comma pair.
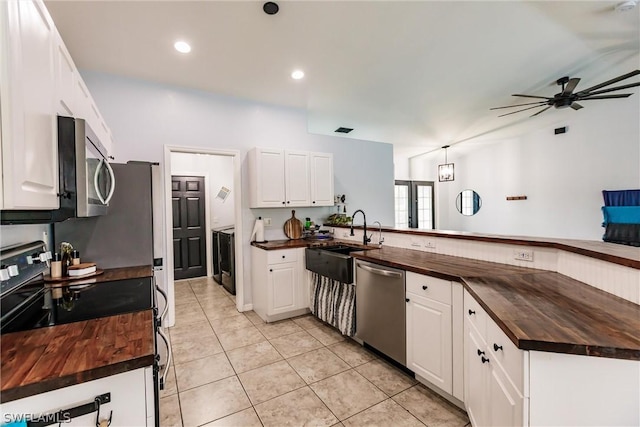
305,245 -> 370,284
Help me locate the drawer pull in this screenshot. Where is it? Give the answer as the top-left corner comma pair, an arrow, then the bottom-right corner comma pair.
477,349 -> 485,356
406,298 -> 410,303
468,309 -> 476,315
481,356 -> 490,364
269,269 -> 273,272
422,285 -> 428,290
493,343 -> 503,352
282,255 -> 285,258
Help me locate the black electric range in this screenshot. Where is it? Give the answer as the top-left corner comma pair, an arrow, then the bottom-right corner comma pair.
0,241 -> 153,334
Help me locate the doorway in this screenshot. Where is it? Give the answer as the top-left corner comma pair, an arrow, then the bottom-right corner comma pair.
172,175 -> 207,280
163,146 -> 244,328
395,180 -> 435,229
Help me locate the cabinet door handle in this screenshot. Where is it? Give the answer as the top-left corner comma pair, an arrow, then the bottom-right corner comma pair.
468,309 -> 476,315
481,356 -> 490,364
477,349 -> 485,356
282,255 -> 285,259
282,201 -> 285,205
269,269 -> 273,272
287,201 -> 290,204
313,201 -> 316,204
422,285 -> 428,290
405,298 -> 410,303
493,343 -> 503,352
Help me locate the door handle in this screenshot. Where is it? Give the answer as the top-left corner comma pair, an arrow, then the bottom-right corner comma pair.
94,158 -> 107,204
103,160 -> 116,204
356,262 -> 403,278
157,328 -> 172,390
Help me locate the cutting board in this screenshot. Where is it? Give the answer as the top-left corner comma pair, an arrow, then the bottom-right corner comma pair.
283,210 -> 303,239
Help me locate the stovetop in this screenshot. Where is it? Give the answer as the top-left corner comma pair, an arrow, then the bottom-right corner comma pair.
1,241 -> 154,335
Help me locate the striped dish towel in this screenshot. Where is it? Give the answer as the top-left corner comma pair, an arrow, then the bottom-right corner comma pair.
310,272 -> 356,336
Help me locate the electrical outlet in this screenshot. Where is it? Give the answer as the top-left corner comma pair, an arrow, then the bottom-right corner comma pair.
424,241 -> 436,249
410,238 -> 421,247
263,218 -> 272,226
514,249 -> 534,262
213,216 -> 219,224
343,232 -> 350,238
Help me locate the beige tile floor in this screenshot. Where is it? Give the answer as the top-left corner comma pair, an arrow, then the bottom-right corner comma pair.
160,276 -> 471,427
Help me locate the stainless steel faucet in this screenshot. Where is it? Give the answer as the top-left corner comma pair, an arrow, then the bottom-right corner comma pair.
350,209 -> 371,245
373,221 -> 384,245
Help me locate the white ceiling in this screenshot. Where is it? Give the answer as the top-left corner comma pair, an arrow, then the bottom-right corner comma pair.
46,1 -> 640,158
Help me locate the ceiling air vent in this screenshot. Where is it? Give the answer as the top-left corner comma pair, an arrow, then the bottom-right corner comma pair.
335,127 -> 353,134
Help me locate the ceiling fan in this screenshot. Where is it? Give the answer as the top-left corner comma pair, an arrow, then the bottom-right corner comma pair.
491,70 -> 640,117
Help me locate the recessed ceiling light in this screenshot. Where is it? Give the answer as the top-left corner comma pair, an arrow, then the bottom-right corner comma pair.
174,41 -> 191,54
291,70 -> 305,80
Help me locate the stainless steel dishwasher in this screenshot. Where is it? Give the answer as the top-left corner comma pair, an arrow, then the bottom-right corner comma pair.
355,260 -> 406,366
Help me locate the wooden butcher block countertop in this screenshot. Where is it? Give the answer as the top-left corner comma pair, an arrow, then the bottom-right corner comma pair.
0,266 -> 155,403
351,246 -> 640,361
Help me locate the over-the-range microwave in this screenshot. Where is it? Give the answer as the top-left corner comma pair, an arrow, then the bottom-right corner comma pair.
0,116 -> 115,224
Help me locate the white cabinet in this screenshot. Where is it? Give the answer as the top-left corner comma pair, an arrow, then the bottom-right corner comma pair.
406,272 -> 463,401
0,0 -> 59,209
309,152 -> 334,206
54,30 -> 76,117
248,147 -> 333,208
0,367 -> 155,426
464,289 -> 526,427
284,150 -> 311,206
251,247 -> 309,322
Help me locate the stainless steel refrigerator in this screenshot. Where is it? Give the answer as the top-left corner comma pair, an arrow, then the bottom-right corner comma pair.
53,161 -> 167,318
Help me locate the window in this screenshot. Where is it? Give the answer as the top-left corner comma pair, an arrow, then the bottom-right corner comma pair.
394,180 -> 435,229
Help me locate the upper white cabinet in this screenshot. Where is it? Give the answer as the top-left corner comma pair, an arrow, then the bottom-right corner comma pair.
310,152 -> 334,206
1,0 -> 58,209
0,0 -> 115,211
248,147 -> 333,208
284,150 -> 311,206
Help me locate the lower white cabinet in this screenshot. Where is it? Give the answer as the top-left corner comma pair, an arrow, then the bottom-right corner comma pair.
0,367 -> 155,426
406,272 -> 463,401
464,289 -> 527,427
251,247 -> 309,322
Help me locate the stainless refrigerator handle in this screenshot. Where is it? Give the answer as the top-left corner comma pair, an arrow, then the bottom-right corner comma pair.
103,160 -> 116,204
157,328 -> 172,390
155,284 -> 168,321
356,262 -> 403,278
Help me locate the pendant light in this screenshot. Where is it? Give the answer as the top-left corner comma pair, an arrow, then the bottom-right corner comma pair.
438,145 -> 455,182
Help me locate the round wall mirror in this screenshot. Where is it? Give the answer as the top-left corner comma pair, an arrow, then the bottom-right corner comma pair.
456,190 -> 482,216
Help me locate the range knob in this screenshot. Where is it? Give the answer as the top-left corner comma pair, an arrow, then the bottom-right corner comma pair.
8,265 -> 19,277
0,267 -> 9,281
28,252 -> 49,264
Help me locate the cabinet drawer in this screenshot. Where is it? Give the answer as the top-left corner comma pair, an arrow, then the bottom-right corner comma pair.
464,290 -> 487,338
406,272 -> 451,304
268,248 -> 299,265
487,315 -> 525,394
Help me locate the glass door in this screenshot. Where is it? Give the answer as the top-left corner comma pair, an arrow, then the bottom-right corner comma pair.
394,180 -> 434,229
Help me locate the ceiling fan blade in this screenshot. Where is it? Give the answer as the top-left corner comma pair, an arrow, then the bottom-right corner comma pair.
571,103 -> 583,110
490,101 -> 548,110
512,94 -> 553,100
561,78 -> 580,96
530,106 -> 551,117
498,104 -> 548,117
579,94 -> 632,100
576,70 -> 640,95
582,82 -> 640,96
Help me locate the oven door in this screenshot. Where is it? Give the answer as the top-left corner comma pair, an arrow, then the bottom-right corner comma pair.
76,119 -> 115,217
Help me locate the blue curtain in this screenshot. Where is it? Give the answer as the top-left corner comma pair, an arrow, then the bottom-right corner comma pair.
602,190 -> 640,206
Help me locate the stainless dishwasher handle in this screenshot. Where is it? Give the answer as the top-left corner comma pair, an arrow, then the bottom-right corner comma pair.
357,262 -> 403,278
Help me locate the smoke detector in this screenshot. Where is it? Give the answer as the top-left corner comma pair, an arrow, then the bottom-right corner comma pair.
615,0 -> 637,12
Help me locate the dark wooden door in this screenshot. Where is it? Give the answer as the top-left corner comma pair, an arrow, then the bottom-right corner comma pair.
172,176 -> 207,280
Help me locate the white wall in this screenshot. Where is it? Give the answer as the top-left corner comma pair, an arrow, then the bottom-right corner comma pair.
409,98 -> 640,241
82,71 -> 395,307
